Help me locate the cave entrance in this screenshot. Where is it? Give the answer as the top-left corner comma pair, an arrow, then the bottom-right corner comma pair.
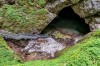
3,6 -> 91,62
41,6 -> 90,45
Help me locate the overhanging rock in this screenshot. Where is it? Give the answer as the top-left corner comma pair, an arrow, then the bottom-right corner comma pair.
72,0 -> 100,18
45,0 -> 81,14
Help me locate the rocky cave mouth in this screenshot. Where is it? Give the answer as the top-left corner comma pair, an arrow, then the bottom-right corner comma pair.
41,6 -> 91,47
5,6 -> 91,62
41,6 -> 90,35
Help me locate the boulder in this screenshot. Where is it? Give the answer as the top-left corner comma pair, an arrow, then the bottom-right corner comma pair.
85,14 -> 100,31
72,0 -> 100,18
89,23 -> 100,31
85,14 -> 100,24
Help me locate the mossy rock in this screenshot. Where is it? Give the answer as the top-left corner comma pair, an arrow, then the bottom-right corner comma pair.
0,1 -> 49,34
0,30 -> 100,66
52,30 -> 71,39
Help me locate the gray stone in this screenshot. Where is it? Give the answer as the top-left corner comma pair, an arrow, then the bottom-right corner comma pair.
23,37 -> 65,57
45,0 -> 80,14
46,12 -> 57,24
89,23 -> 100,31
85,15 -> 100,24
73,0 -> 100,18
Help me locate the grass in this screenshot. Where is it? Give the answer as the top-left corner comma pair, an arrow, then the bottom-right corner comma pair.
0,3 -> 48,33
0,30 -> 100,66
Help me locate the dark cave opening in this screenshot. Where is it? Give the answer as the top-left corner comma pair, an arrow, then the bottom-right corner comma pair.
3,6 -> 91,62
41,6 -> 90,35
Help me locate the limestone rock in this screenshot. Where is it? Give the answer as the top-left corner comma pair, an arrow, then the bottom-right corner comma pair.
72,0 -> 100,18
45,0 -> 81,13
85,15 -> 100,31
85,15 -> 100,24
89,23 -> 100,31
23,37 -> 65,57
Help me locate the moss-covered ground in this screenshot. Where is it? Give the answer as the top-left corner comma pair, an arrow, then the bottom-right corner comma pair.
0,30 -> 100,66
0,0 -> 48,33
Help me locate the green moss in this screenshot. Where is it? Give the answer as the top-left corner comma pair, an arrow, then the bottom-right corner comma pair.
0,36 -> 20,66
0,36 -> 8,48
17,0 -> 47,8
0,30 -> 100,66
0,3 -> 48,33
52,30 -> 71,39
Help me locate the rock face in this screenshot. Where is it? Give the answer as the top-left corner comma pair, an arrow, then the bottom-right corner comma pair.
72,0 -> 100,31
23,37 -> 65,58
45,0 -> 81,14
72,0 -> 100,18
85,16 -> 100,24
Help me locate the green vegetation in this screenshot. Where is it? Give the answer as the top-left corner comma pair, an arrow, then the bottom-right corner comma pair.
0,30 -> 100,66
0,36 -> 19,66
0,0 -> 100,66
52,30 -> 71,39
0,0 -> 48,33
17,0 -> 47,7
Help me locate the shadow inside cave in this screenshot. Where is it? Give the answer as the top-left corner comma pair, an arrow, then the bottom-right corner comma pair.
41,6 -> 90,35
41,6 -> 91,46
